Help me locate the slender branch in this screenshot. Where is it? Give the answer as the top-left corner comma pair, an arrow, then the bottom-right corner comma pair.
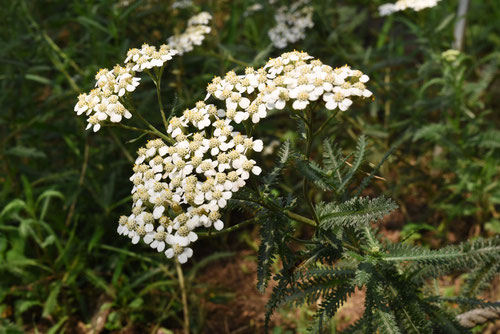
153,67 -> 170,132
106,128 -> 134,163
103,123 -> 157,137
197,216 -> 259,238
313,110 -> 339,136
283,210 -> 317,227
303,105 -> 320,224
65,138 -> 89,226
236,195 -> 317,227
125,100 -> 174,144
208,50 -> 249,67
175,261 -> 190,334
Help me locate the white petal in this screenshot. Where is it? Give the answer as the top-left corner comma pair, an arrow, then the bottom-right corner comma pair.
153,206 -> 165,219
157,242 -> 165,252
178,254 -> 188,264
239,98 -> 250,109
253,140 -> 263,152
214,220 -> 224,231
188,232 -> 198,242
252,166 -> 262,175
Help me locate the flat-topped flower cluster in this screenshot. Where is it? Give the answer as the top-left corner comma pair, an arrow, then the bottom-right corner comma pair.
74,43 -> 177,132
268,0 -> 314,49
168,12 -> 212,55
74,12 -> 212,132
118,108 -> 263,263
379,0 -> 441,16
115,50 -> 372,263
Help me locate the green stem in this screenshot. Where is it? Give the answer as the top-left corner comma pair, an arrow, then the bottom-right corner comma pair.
175,261 -> 190,334
197,217 -> 259,238
303,106 -> 320,224
103,122 -> 158,137
208,50 -> 249,67
125,98 -> 174,144
314,110 -> 339,136
238,195 -> 317,227
153,67 -> 170,132
283,210 -> 317,227
106,128 -> 134,163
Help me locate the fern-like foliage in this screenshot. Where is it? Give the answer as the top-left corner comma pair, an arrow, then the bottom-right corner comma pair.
262,140 -> 292,192
256,133 -> 500,333
257,213 -> 290,292
317,196 -> 398,230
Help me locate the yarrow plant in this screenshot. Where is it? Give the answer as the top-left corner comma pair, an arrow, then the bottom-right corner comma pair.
379,0 -> 442,16
74,18 -> 500,334
110,50 -> 372,264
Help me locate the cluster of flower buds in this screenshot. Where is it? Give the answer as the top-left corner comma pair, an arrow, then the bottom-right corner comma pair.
117,51 -> 372,263
268,0 -> 314,49
168,12 -> 212,55
379,0 -> 441,16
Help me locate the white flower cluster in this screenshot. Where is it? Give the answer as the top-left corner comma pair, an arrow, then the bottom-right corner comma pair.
268,0 -> 314,49
118,102 -> 264,263
244,3 -> 264,17
74,66 -> 137,132
124,43 -> 178,73
171,0 -> 193,9
379,0 -> 441,16
118,50 -> 372,264
74,44 -> 177,132
168,12 -> 212,55
206,51 -> 372,116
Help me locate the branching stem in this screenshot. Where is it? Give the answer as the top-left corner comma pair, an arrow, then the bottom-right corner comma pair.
125,98 -> 174,144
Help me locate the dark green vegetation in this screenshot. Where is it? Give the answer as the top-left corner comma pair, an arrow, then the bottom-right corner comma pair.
1,0 -> 499,333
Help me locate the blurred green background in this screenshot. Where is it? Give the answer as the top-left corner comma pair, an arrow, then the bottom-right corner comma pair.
1,0 -> 499,332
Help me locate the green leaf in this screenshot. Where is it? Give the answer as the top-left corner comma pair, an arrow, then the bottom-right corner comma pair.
24,73 -> 51,85
338,135 -> 366,193
0,199 -> 27,221
43,282 -> 62,318
85,269 -> 116,298
317,196 -> 398,230
46,316 -> 68,334
16,300 -> 42,314
5,146 -> 47,159
376,309 -> 401,334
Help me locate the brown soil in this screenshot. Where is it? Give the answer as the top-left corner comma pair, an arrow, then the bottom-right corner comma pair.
195,250 -> 285,334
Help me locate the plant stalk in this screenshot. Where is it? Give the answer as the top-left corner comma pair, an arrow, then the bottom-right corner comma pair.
175,260 -> 190,334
